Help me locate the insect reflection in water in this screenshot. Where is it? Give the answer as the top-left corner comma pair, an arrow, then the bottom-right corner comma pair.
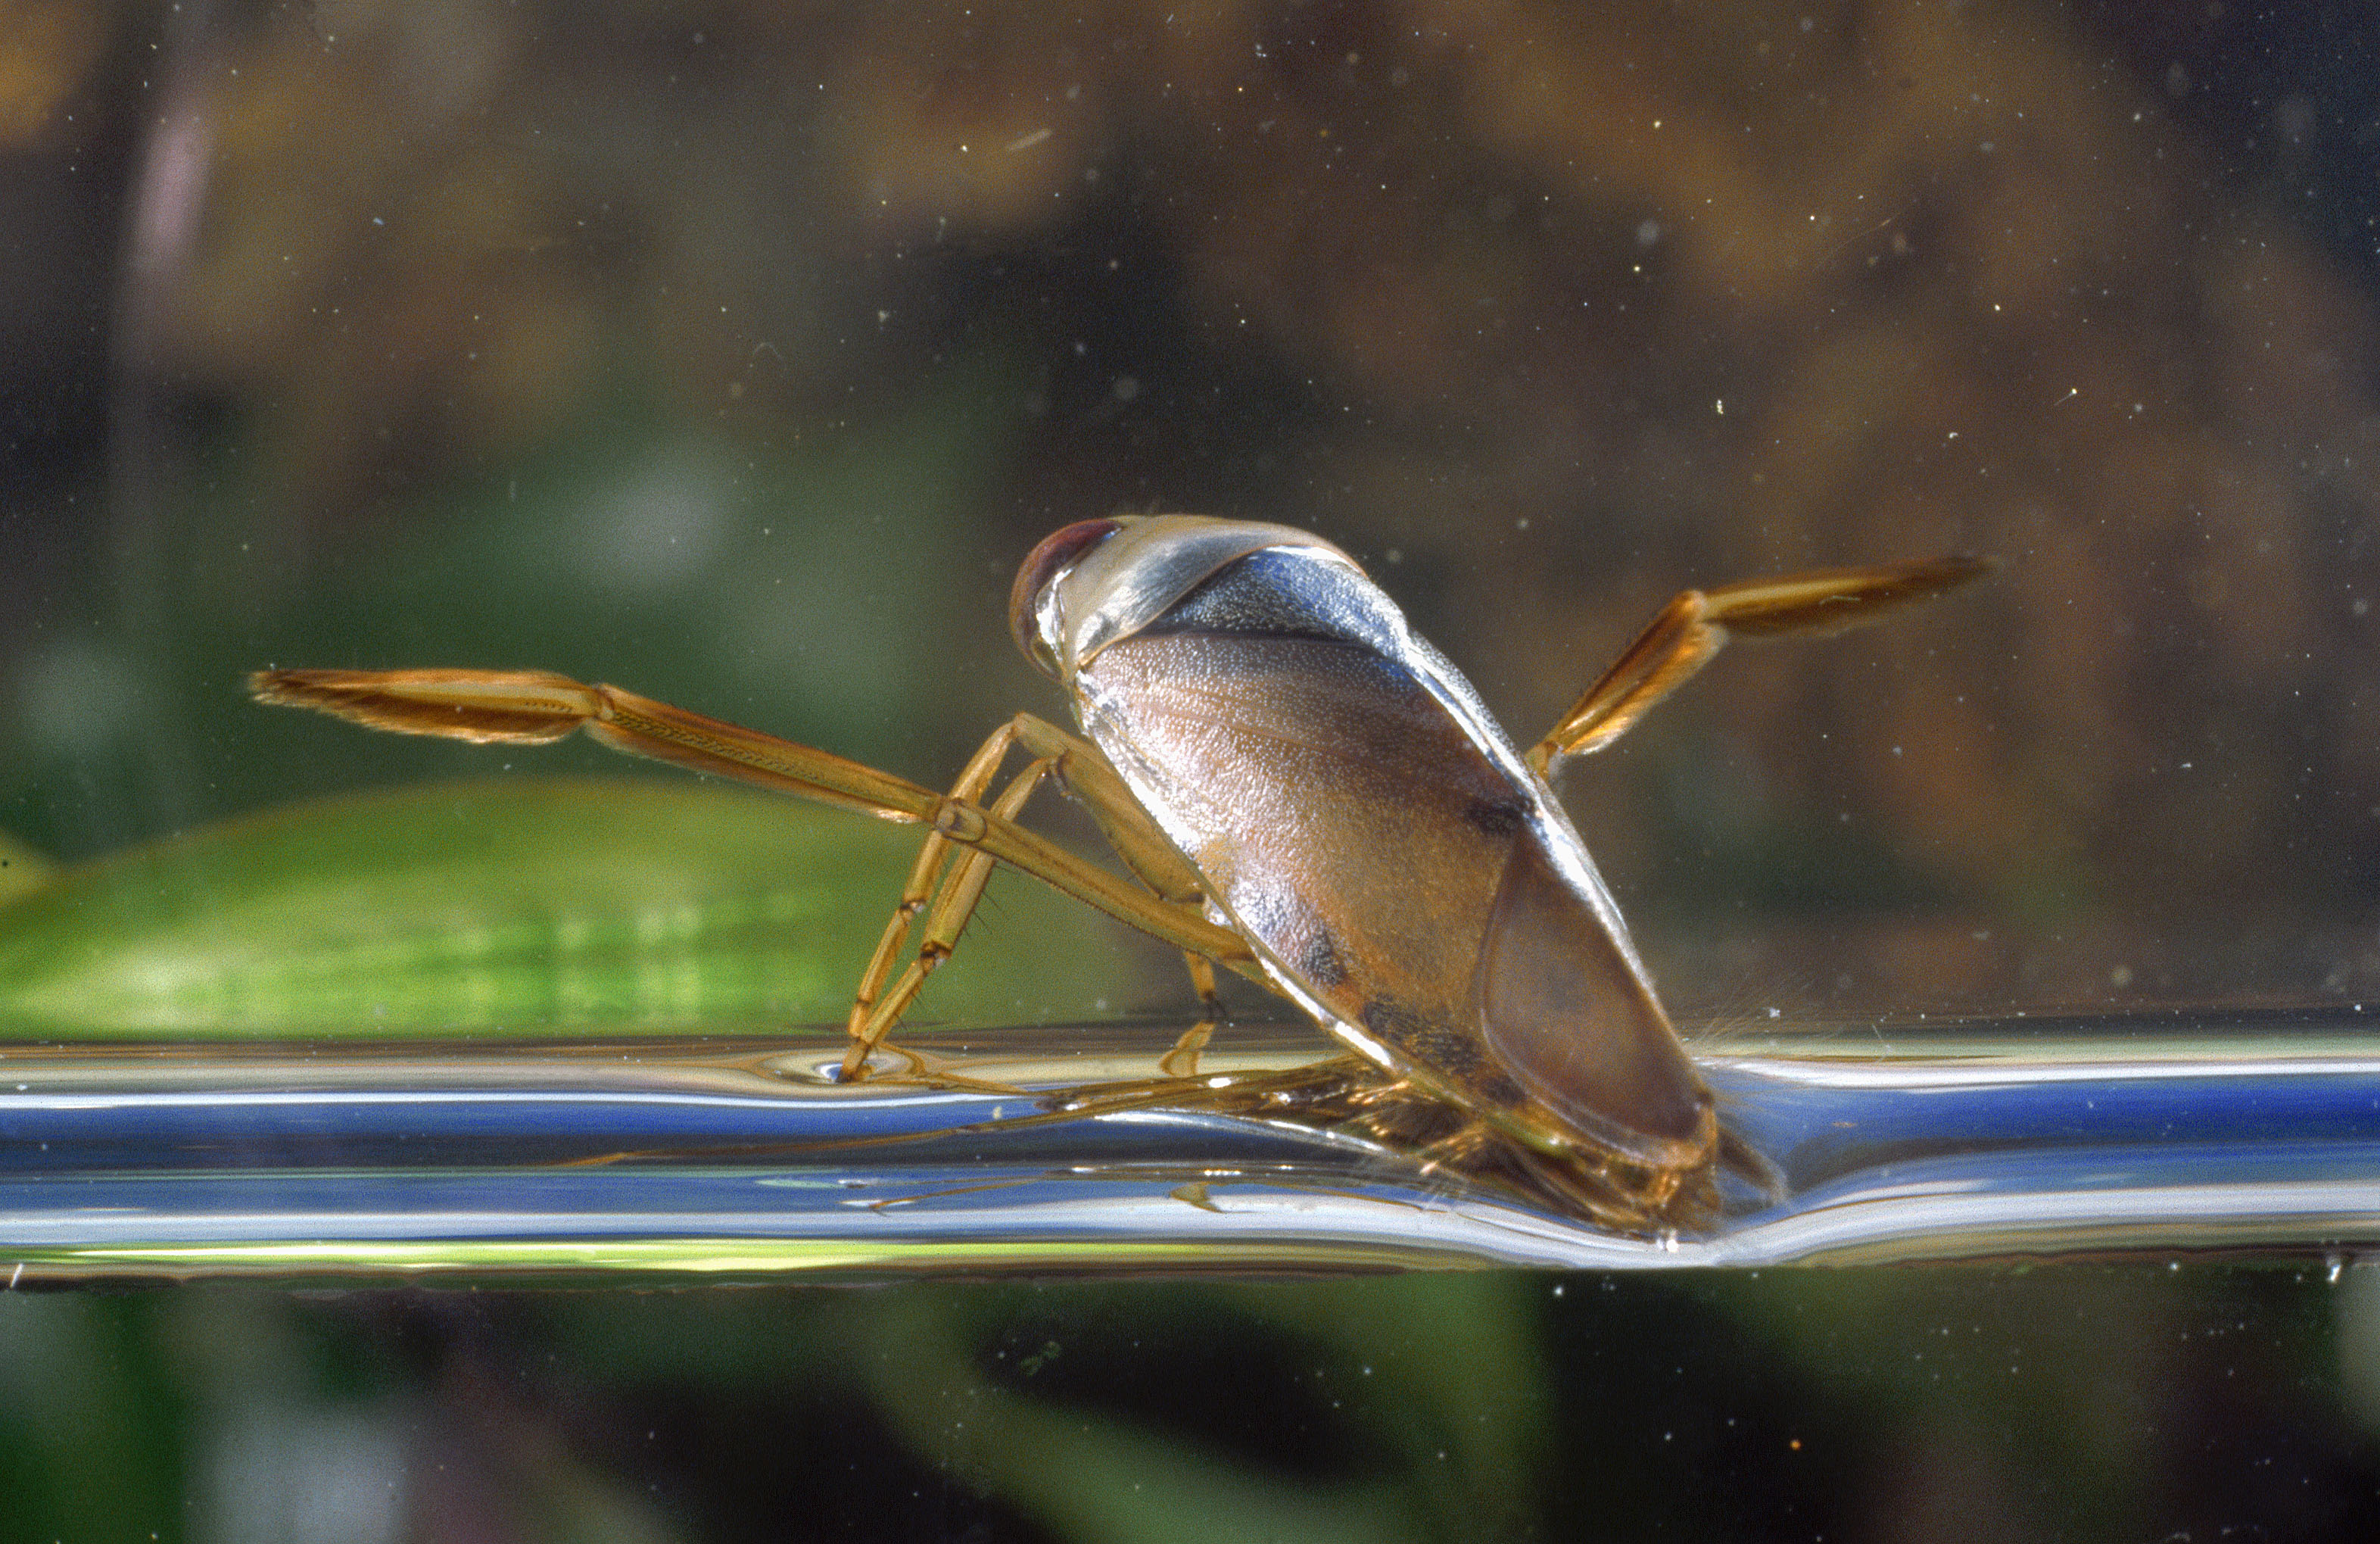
253,516 -> 1986,1231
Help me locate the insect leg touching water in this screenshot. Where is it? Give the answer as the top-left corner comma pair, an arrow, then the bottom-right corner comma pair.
254,516 -> 1986,1226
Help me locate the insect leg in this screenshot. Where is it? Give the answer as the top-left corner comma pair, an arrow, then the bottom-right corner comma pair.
250,670 -> 1254,969
845,753 -> 1057,1078
1157,953 -> 1223,1078
1524,554 -> 1992,776
1006,716 -> 1212,909
251,668 -> 943,818
1004,717 -> 1245,1078
843,722 -> 1030,1068
848,715 -> 1266,1080
1524,591 -> 1719,778
852,718 -> 1266,1080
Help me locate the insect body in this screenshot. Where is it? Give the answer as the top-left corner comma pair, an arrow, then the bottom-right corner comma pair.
254,516 -> 1985,1226
1018,518 -> 1712,1179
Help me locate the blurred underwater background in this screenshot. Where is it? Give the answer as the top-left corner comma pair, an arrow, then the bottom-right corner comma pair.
8,0 -> 2380,1537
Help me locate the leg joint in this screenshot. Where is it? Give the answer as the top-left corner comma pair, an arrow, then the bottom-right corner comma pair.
932,798 -> 987,844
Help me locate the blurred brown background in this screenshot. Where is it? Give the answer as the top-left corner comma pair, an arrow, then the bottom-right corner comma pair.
8,8 -> 2380,1544
6,0 -> 2380,1016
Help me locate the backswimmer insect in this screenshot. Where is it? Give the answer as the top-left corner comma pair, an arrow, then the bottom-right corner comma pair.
253,516 -> 1987,1229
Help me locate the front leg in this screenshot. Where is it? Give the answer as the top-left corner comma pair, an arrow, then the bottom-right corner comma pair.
843,713 -> 1268,1081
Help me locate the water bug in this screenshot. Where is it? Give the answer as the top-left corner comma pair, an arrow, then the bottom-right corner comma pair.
253,515 -> 1986,1227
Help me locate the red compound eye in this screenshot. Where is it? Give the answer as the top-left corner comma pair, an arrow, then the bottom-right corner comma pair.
1008,518 -> 1123,675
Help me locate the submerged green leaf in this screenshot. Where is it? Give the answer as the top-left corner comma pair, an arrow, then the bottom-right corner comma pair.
0,778 -> 1154,1038
0,828 -> 53,906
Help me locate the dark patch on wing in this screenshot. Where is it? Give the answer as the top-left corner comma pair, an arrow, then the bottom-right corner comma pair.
1470,1068 -> 1528,1110
1362,998 -> 1484,1080
1462,795 -> 1528,838
1297,928 -> 1348,988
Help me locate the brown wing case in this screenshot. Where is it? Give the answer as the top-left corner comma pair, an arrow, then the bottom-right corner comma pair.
1083,622 -> 1711,1168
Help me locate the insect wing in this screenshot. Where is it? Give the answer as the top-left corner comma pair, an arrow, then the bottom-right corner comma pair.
1474,825 -> 1710,1163
1051,534 -> 1713,1170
